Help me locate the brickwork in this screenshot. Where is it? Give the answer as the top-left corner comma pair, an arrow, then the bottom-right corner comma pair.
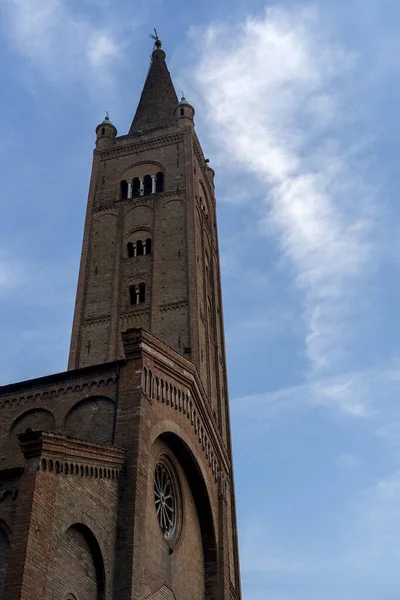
0,40 -> 241,600
68,50 -> 230,451
0,522 -> 11,600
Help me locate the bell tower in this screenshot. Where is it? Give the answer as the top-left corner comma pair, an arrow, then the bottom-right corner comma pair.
68,40 -> 231,445
0,37 -> 241,600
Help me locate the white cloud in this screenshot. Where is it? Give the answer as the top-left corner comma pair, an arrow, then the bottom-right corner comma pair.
0,0 -> 121,89
347,470 -> 400,572
191,5 -> 375,373
0,259 -> 23,289
232,366 -> 400,420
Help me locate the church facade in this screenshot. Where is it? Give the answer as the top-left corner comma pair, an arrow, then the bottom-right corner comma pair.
0,40 -> 241,600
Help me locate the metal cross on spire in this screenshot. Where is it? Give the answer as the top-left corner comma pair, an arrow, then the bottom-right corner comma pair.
149,28 -> 162,50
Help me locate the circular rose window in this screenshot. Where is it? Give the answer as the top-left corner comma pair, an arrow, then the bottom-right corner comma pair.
154,461 -> 178,540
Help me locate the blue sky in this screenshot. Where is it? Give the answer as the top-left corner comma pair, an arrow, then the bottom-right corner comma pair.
1,0 -> 400,598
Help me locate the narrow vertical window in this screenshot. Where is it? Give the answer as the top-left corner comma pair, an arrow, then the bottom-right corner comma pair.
139,283 -> 146,303
132,178 -> 141,197
129,285 -> 138,305
145,238 -> 152,255
156,171 -> 164,193
127,242 -> 135,258
180,108 -> 184,116
101,127 -> 105,135
136,240 -> 144,256
129,283 -> 145,305
120,180 -> 128,199
143,175 -> 152,196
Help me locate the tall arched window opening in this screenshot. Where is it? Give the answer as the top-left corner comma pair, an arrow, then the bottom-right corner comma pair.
145,238 -> 152,255
139,282 -> 146,303
143,175 -> 152,196
136,240 -> 144,256
132,178 -> 140,198
130,283 -> 146,305
120,180 -> 128,200
127,242 -> 136,258
156,171 -> 164,193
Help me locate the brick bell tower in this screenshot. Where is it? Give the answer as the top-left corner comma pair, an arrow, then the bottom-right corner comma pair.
0,37 -> 241,600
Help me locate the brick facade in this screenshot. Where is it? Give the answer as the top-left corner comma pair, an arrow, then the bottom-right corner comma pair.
0,41 -> 241,599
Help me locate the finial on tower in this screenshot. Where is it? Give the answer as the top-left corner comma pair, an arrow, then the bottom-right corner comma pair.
149,28 -> 162,50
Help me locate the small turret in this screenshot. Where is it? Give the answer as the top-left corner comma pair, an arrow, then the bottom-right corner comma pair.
95,113 -> 117,149
175,94 -> 195,126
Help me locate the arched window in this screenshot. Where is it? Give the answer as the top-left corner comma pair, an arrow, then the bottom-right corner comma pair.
132,177 -> 140,197
145,237 -> 152,255
127,242 -> 136,258
136,240 -> 144,256
120,180 -> 128,199
143,174 -> 152,196
130,285 -> 138,305
156,171 -> 164,193
101,127 -> 105,136
139,282 -> 146,303
129,283 -> 146,305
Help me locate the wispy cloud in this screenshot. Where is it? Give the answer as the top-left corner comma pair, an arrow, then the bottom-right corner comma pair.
348,470 -> 400,572
232,366 -> 400,420
0,0 -> 122,89
0,258 -> 24,290
191,5 -> 376,374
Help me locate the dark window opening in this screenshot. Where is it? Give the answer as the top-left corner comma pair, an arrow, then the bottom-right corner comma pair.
130,283 -> 146,305
136,240 -> 144,256
132,177 -> 140,197
127,242 -> 135,258
120,180 -> 128,200
130,286 -> 138,305
180,108 -> 184,116
155,171 -> 164,193
145,237 -> 152,255
143,174 -> 152,196
101,127 -> 105,135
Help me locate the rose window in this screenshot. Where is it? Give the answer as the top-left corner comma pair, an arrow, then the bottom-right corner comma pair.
154,462 -> 177,538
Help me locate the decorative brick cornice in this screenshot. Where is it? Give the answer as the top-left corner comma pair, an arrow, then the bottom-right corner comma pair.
159,301 -> 188,313
93,189 -> 185,214
98,131 -> 185,161
141,363 -> 229,488
0,366 -> 118,408
18,430 -> 125,479
120,310 -> 150,332
84,315 -> 111,327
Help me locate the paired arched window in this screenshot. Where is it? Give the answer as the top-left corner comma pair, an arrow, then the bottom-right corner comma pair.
127,237 -> 152,258
129,283 -> 146,305
120,171 -> 164,199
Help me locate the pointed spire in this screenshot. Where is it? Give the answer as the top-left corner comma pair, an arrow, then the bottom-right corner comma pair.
129,38 -> 178,136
